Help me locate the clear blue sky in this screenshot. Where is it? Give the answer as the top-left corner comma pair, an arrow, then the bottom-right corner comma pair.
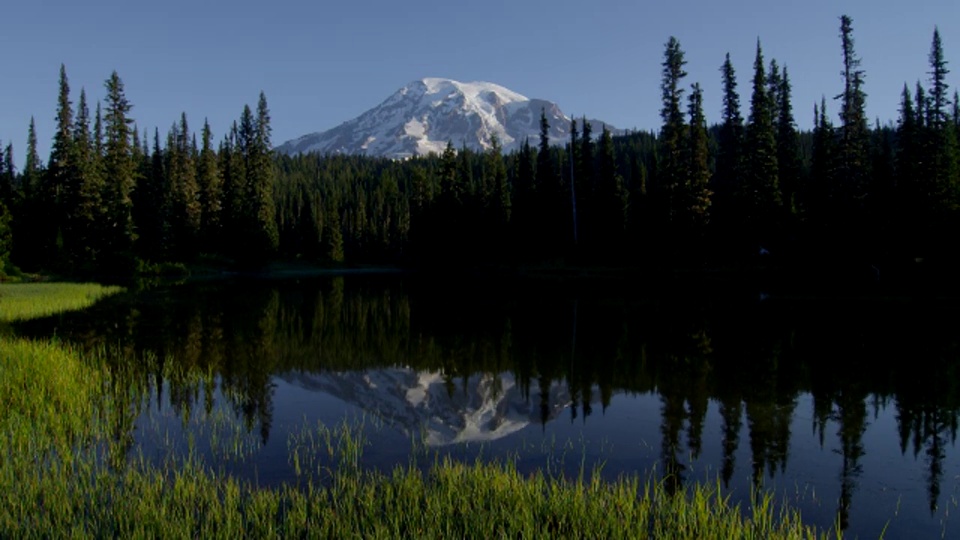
1,0 -> 956,164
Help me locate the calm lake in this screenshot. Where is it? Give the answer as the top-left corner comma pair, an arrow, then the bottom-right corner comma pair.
14,274 -> 960,539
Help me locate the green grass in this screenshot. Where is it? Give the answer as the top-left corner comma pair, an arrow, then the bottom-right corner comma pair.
0,282 -> 124,322
0,338 -> 102,450
0,283 -> 840,539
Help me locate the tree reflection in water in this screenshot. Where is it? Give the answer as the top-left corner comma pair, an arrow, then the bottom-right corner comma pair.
14,275 -> 960,532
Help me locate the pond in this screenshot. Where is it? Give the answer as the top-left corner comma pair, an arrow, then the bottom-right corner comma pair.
14,274 -> 960,539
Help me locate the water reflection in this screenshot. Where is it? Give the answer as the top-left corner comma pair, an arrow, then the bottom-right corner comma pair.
14,275 -> 960,535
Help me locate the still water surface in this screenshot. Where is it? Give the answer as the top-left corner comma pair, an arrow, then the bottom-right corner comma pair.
15,275 -> 960,539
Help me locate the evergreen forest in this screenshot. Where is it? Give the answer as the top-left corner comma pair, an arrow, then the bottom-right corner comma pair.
1,15 -> 958,282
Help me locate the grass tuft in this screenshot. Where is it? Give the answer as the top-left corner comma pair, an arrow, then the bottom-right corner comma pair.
0,282 -> 123,322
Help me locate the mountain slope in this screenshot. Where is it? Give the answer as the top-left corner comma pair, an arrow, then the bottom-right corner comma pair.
277,78 -> 620,158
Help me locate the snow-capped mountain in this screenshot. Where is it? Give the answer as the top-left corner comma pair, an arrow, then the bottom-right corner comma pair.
276,78 -> 620,158
278,368 -> 596,446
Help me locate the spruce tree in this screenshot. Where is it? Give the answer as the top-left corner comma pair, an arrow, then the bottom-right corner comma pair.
776,67 -> 802,217
513,138 -> 536,258
43,65 -> 75,267
767,59 -> 782,131
928,27 -> 950,129
597,125 -> 627,257
578,117 -> 594,248
484,134 -> 509,256
93,103 -> 103,158
716,53 -> 744,233
24,117 -> 41,200
73,88 -> 105,266
686,83 -> 712,234
252,93 -> 279,257
48,65 -> 73,212
198,119 -> 222,250
743,40 -> 781,244
925,26 -> 959,246
536,108 -> 563,255
658,36 -> 688,229
569,118 -> 580,245
102,71 -> 137,261
16,118 -> 43,268
0,199 -> 9,272
134,128 -> 167,258
0,143 -> 10,208
835,15 -> 870,227
809,97 -> 836,229
168,113 -> 201,258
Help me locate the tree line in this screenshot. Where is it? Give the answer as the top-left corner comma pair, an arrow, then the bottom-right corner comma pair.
0,15 -> 957,277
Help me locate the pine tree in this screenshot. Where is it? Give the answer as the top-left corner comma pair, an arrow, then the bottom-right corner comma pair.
928,27 -> 951,129
73,88 -> 105,266
776,67 -> 802,217
102,71 -> 137,261
686,83 -> 712,234
486,134 -> 509,224
810,97 -> 836,228
513,138 -> 536,258
24,117 -> 41,200
325,198 -> 344,263
895,85 -> 922,255
47,65 -> 73,217
222,122 -> 246,257
16,118 -> 43,268
249,93 -> 279,260
658,36 -> 688,229
925,26 -> 959,243
198,119 -> 222,250
715,53 -> 744,233
537,108 -> 554,190
835,15 -> 870,225
484,134 -> 510,256
578,117 -> 594,247
597,125 -> 627,256
569,118 -> 580,245
168,113 -> 201,258
93,103 -> 103,158
0,143 -> 10,207
767,59 -> 782,131
743,40 -> 781,243
0,199 -> 9,272
42,65 -> 75,267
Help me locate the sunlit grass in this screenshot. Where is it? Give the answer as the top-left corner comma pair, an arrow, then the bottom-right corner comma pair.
0,282 -> 123,322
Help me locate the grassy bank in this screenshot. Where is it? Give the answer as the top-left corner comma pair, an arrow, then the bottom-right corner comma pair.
0,285 -> 839,538
0,282 -> 124,322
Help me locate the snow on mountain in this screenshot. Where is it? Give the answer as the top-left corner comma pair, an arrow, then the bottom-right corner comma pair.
276,78 -> 620,158
278,368 -> 596,446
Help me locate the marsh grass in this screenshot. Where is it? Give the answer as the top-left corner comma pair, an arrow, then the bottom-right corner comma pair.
0,285 -> 840,538
0,282 -> 123,322
0,341 -> 837,539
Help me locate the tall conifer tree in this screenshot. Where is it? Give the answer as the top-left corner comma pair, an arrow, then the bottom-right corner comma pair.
716,53 -> 744,233
102,71 -> 137,259
743,40 -> 781,243
777,67 -> 802,217
835,15 -> 870,223
686,83 -> 712,233
198,119 -> 222,249
659,37 -> 688,229
45,65 -> 74,266
73,88 -> 104,265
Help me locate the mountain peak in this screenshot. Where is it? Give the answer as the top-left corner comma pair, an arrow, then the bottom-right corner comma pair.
277,78 -> 619,158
